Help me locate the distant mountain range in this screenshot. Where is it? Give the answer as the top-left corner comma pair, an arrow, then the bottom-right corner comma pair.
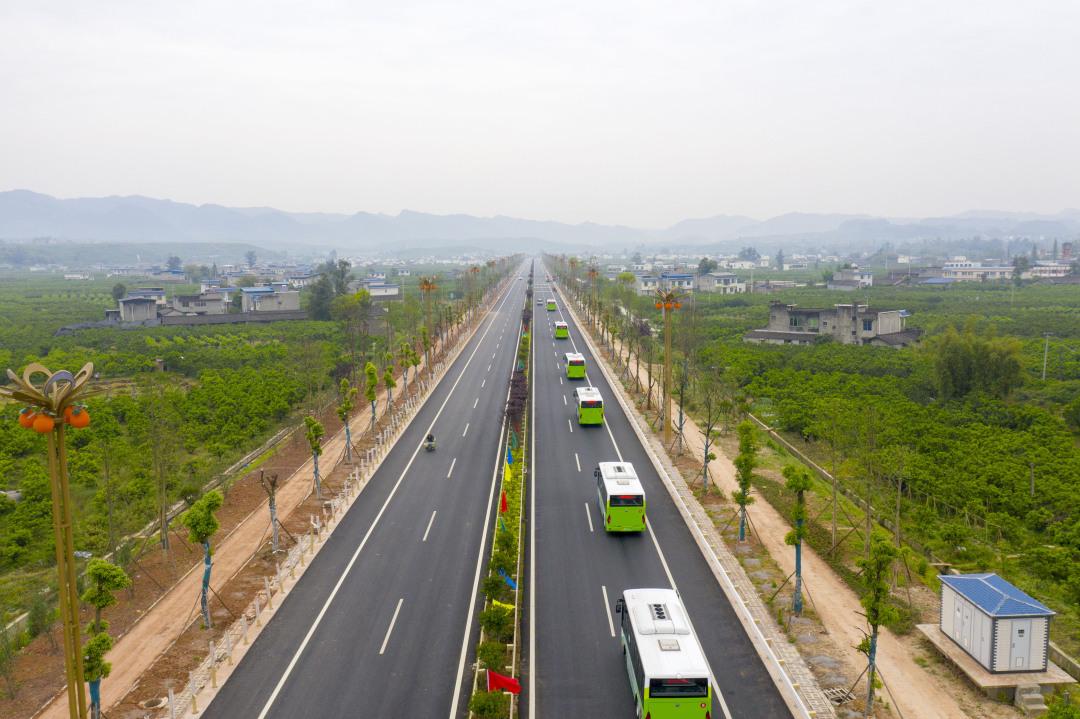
1,190 -> 1078,255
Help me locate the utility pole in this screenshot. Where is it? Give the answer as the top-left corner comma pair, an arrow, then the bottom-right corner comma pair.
653,289 -> 683,446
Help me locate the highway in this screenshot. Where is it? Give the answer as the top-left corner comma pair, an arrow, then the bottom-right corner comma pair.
203,265 -> 528,719
528,261 -> 792,718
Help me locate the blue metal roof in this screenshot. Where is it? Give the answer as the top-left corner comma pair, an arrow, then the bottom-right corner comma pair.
239,286 -> 275,294
920,277 -> 957,285
940,574 -> 1055,618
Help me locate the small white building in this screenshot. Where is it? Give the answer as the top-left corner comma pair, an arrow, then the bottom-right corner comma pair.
939,573 -> 1054,673
695,272 -> 745,294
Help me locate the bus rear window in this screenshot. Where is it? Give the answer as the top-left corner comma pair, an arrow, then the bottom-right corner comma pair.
649,677 -> 709,698
581,400 -> 603,408
569,360 -> 585,366
610,495 -> 643,507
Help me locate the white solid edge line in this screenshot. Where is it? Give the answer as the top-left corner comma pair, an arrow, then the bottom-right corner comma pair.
585,502 -> 594,533
447,457 -> 457,479
447,307 -> 525,719
423,511 -> 437,542
601,585 -> 615,637
252,273 -> 517,719
554,274 -> 737,719
379,598 -> 404,654
528,288 -> 538,719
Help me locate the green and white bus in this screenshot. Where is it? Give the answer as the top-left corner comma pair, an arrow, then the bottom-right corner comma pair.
573,386 -> 604,425
546,298 -> 557,311
564,352 -> 586,379
615,588 -> 713,719
595,462 -> 646,532
554,321 -> 569,339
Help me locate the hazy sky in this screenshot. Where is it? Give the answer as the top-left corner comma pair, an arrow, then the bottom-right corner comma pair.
2,1 -> 1078,227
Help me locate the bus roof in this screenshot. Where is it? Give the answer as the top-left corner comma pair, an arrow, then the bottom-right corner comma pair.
575,387 -> 603,403
623,588 -> 711,679
554,321 -> 568,328
564,352 -> 585,363
599,462 -> 644,495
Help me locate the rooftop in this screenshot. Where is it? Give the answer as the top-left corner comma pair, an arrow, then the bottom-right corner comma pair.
940,573 -> 1055,618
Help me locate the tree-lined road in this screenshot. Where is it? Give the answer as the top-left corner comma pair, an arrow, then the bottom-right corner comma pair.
204,266 -> 528,718
204,258 -> 793,718
528,263 -> 791,718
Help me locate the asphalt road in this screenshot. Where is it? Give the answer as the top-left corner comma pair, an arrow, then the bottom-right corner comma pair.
204,266 -> 529,719
527,261 -> 792,719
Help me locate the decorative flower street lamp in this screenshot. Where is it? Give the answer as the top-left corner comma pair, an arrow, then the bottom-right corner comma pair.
653,290 -> 684,447
3,362 -> 98,719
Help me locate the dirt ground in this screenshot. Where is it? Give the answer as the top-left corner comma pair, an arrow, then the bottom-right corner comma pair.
571,306 -> 1025,719
1,300 -> 489,719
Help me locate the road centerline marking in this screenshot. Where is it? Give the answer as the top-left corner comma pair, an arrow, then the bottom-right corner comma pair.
585,503 -> 594,532
473,397 -> 479,408
379,598 -> 404,654
601,585 -> 615,637
575,453 -> 581,472
567,418 -> 573,433
563,394 -> 567,406
447,457 -> 457,478
422,511 -> 437,542
462,422 -> 470,437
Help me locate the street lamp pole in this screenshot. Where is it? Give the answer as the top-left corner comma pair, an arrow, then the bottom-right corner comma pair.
3,363 -> 97,719
653,289 -> 683,447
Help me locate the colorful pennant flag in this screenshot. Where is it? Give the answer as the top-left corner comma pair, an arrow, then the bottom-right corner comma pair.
499,569 -> 517,590
500,490 -> 508,513
492,599 -> 515,612
506,446 -> 514,466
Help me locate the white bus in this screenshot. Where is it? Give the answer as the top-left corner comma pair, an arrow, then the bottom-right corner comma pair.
615,588 -> 713,718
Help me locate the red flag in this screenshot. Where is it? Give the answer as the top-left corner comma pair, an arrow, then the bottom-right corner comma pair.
500,490 -> 508,514
487,669 -> 521,694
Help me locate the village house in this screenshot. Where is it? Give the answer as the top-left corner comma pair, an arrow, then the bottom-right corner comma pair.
745,301 -> 920,347
240,286 -> 301,312
695,272 -> 746,294
827,266 -> 874,291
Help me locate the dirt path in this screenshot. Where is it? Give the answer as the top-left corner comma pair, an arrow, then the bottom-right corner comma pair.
33,302 -> 491,719
576,310 -> 976,719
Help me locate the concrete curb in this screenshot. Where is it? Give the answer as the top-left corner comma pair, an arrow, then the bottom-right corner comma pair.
560,288 -> 835,719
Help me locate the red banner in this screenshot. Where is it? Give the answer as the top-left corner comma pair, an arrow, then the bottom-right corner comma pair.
487,669 -> 521,694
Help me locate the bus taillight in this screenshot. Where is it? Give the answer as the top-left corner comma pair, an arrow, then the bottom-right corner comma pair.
606,514 -> 611,524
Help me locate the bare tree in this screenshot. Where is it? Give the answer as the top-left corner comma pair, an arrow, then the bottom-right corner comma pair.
259,471 -> 282,553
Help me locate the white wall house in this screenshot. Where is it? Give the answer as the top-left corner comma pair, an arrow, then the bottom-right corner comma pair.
939,574 -> 1054,673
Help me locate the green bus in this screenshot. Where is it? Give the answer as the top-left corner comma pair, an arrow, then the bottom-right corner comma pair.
564,352 -> 586,379
546,299 -> 557,311
554,321 -> 569,339
615,588 -> 713,719
573,386 -> 604,425
595,462 -> 645,532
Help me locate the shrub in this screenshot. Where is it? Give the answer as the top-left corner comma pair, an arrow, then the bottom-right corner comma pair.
468,690 -> 509,718
476,640 -> 506,670
478,606 -> 513,643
